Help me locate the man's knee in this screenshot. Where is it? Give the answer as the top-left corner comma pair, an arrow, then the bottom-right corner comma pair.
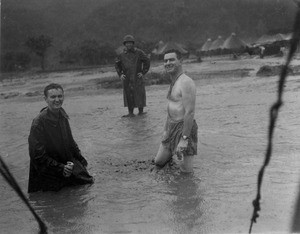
154,158 -> 165,167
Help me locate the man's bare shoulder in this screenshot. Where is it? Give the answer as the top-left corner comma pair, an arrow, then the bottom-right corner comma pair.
179,74 -> 196,87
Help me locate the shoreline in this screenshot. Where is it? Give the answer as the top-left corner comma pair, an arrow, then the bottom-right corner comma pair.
1,55 -> 300,100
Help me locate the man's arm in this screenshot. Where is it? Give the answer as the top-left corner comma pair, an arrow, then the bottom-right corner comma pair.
161,116 -> 169,139
70,138 -> 88,167
65,120 -> 88,167
28,121 -> 65,174
115,56 -> 123,77
140,51 -> 150,75
181,77 -> 196,137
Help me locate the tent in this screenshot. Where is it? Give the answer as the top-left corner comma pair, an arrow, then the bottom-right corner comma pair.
198,38 -> 212,52
115,45 -> 126,55
209,36 -> 224,51
222,33 -> 248,50
280,33 -> 292,41
255,33 -> 285,45
151,40 -> 165,55
156,41 -> 188,55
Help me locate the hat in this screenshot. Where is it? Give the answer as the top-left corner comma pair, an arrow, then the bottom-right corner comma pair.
123,35 -> 135,45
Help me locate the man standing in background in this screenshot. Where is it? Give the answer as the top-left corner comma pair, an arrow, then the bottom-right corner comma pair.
115,35 -> 150,117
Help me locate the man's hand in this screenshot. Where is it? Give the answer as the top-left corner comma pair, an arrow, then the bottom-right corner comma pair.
120,74 -> 126,81
161,130 -> 167,140
63,163 -> 73,177
175,139 -> 188,156
137,73 -> 143,79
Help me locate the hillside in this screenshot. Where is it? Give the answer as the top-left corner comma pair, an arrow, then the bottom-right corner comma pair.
1,0 -> 298,67
70,0 -> 297,45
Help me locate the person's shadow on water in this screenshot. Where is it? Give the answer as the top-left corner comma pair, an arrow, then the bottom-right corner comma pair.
29,184 -> 93,234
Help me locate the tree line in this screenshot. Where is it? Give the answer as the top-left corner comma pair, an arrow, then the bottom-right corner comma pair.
1,35 -> 157,72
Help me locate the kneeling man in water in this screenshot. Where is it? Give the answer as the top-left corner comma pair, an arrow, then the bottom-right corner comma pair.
28,83 -> 94,193
154,49 -> 198,172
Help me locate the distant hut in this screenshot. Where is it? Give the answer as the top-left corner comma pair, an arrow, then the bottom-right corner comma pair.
115,45 -> 126,55
222,33 -> 248,55
156,41 -> 188,58
255,33 -> 287,56
255,34 -> 274,45
280,33 -> 292,41
223,33 -> 247,49
151,40 -> 165,59
209,36 -> 225,55
151,40 -> 165,55
255,33 -> 288,46
197,38 -> 212,57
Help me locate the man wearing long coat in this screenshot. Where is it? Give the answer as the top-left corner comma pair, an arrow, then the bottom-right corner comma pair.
115,35 -> 150,117
28,83 -> 93,193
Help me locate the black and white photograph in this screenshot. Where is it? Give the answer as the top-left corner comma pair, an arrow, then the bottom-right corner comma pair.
1,0 -> 300,233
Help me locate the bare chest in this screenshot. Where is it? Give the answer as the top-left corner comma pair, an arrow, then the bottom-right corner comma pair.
168,82 -> 182,102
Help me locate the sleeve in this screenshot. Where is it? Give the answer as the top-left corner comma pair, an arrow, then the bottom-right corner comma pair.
28,120 -> 65,174
70,139 -> 88,167
66,120 -> 88,167
115,55 -> 123,77
140,51 -> 150,75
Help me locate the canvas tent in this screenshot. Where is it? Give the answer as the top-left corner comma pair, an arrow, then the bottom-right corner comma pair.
280,33 -> 292,41
222,33 -> 247,50
255,33 -> 286,45
209,36 -> 224,51
151,40 -> 165,55
115,45 -> 126,55
198,38 -> 212,52
156,41 -> 188,55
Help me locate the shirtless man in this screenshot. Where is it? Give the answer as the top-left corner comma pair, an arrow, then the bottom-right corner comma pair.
154,49 -> 198,172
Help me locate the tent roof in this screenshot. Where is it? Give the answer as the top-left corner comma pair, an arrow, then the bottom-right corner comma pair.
255,33 -> 286,45
222,33 -> 247,50
115,45 -> 126,55
209,36 -> 224,51
279,33 -> 292,41
156,41 -> 188,55
152,40 -> 165,54
199,38 -> 212,52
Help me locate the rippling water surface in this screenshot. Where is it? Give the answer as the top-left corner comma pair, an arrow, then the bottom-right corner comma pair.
0,75 -> 299,233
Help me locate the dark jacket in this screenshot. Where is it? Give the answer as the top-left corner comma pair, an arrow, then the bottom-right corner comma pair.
28,107 -> 92,193
115,47 -> 150,108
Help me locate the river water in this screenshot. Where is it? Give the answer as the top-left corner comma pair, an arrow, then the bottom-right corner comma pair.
0,74 -> 299,233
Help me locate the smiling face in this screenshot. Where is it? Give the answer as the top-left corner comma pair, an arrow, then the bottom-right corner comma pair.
164,52 -> 182,75
124,41 -> 134,50
44,88 -> 64,112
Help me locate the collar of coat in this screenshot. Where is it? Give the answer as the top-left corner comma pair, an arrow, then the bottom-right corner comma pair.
124,47 -> 137,54
40,107 -> 69,121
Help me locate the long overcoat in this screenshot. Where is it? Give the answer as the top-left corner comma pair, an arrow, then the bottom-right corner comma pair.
28,107 -> 93,193
115,48 -> 150,108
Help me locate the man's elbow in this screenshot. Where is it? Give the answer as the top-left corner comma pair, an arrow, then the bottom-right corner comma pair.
185,109 -> 195,118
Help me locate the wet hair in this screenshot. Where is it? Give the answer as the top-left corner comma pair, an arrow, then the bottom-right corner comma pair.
44,83 -> 64,97
164,49 -> 182,60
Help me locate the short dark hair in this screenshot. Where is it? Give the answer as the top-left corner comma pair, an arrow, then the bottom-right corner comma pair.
44,83 -> 64,97
164,49 -> 182,60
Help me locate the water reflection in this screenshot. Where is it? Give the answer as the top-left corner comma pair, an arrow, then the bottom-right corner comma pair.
155,168 -> 204,234
29,184 -> 94,234
291,180 -> 300,232
169,174 -> 204,233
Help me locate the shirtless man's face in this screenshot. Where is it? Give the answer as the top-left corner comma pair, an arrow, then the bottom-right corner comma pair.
164,52 -> 181,75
